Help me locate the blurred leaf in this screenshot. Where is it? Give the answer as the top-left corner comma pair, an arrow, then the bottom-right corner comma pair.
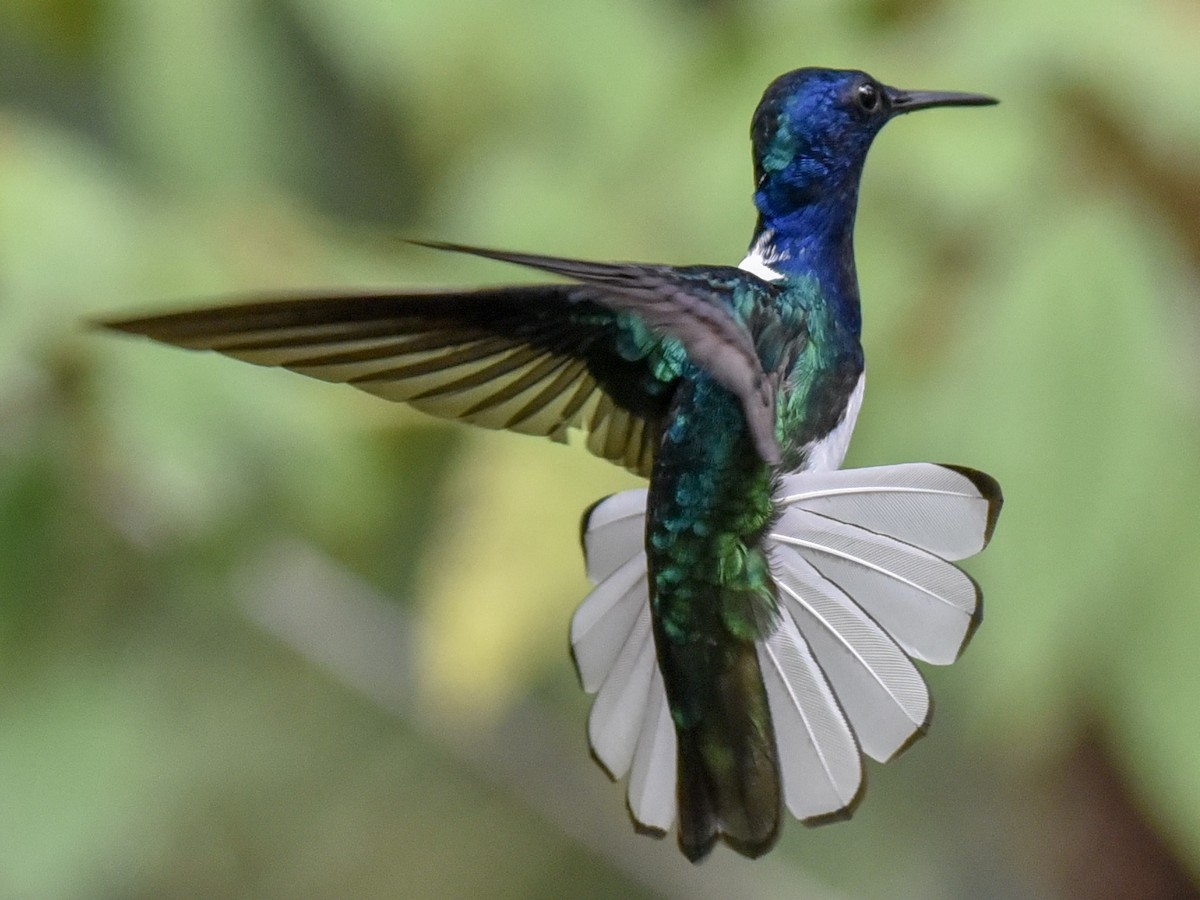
415,433 -> 640,717
0,0 -> 100,57
1108,413 -> 1200,866
98,0 -> 309,192
865,199 -> 1198,755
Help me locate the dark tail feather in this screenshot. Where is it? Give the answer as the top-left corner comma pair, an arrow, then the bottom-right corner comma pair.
677,745 -> 719,861
673,640 -> 782,862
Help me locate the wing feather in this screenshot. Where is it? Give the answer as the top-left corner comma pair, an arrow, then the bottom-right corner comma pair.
101,286 -> 674,476
103,240 -> 796,472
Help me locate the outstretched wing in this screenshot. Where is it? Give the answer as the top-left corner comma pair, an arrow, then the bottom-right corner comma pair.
102,241 -> 786,472
101,284 -> 679,476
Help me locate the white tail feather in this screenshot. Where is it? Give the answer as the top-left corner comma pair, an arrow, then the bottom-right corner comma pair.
771,507 -> 979,664
772,543 -> 929,762
759,610 -> 862,820
587,606 -> 656,778
571,552 -> 648,693
574,492 -> 675,832
777,463 -> 997,561
582,489 -> 648,582
627,665 -> 677,833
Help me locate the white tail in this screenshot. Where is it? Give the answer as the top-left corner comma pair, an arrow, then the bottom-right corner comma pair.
570,462 -> 1001,834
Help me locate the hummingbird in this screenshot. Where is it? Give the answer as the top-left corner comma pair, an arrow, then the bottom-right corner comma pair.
102,67 -> 1002,861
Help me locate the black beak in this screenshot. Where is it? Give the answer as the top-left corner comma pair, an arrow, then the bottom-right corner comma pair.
885,86 -> 999,114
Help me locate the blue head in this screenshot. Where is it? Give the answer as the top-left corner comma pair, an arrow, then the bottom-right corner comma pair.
748,68 -> 995,291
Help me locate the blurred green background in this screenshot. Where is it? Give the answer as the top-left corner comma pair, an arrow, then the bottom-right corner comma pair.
2,1 -> 1199,897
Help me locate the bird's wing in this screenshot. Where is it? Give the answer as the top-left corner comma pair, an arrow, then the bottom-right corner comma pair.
414,241 -> 783,465
103,242 -> 786,472
100,284 -> 683,476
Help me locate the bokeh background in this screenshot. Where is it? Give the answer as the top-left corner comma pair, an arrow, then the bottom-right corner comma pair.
2,1 -> 1199,897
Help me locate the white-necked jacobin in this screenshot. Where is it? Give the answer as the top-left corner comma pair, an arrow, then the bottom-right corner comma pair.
103,67 -> 1003,862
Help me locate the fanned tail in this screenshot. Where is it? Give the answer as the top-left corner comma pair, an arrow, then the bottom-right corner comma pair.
570,463 -> 1002,860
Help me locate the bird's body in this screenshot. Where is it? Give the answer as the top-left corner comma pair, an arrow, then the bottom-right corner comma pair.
643,262 -> 865,856
102,67 -> 1002,862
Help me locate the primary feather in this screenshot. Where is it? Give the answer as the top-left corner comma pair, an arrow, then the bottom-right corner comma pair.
103,244 -> 785,475
103,282 -> 679,476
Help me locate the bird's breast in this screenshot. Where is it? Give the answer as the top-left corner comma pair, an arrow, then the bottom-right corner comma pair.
798,370 -> 864,472
775,332 -> 864,471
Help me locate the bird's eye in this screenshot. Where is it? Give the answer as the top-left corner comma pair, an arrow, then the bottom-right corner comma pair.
856,82 -> 880,113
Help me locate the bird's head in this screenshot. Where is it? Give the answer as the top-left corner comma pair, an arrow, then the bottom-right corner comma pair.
750,68 -> 996,220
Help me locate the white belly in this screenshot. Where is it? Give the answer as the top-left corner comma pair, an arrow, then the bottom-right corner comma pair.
739,240 -> 864,474
801,372 -> 865,472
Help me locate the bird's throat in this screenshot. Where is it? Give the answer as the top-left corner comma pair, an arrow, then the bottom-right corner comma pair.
749,190 -> 863,336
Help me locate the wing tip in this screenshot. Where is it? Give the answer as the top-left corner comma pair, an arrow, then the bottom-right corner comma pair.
88,314 -> 124,333
678,831 -> 716,864
90,312 -> 163,339
406,237 -> 466,256
88,302 -> 281,346
408,238 -> 569,277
